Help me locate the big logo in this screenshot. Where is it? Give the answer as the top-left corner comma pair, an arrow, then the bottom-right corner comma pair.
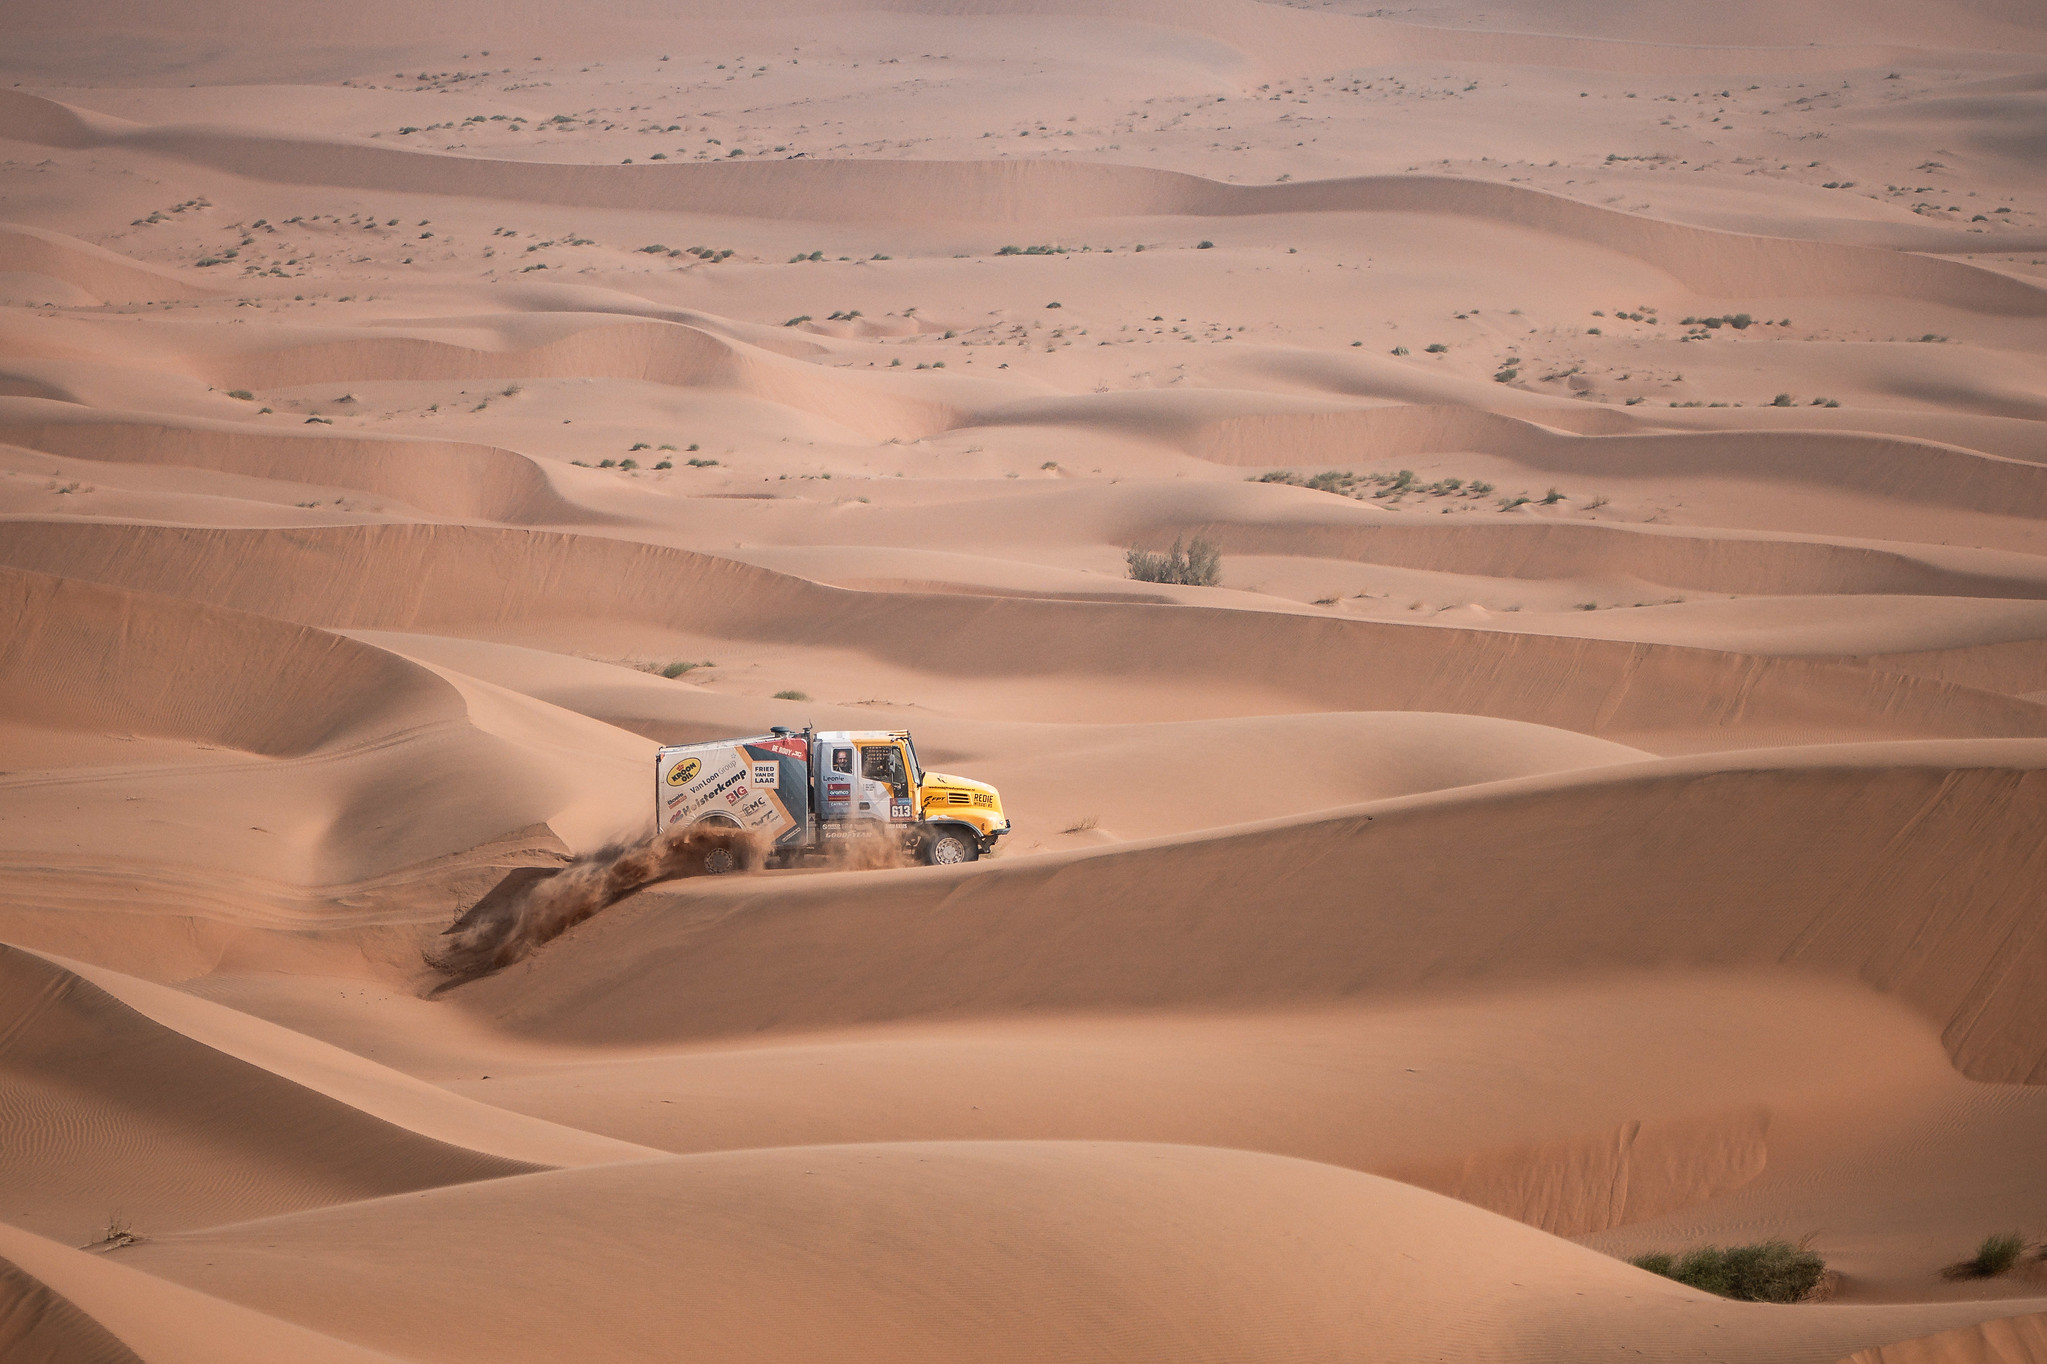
664,757 -> 702,786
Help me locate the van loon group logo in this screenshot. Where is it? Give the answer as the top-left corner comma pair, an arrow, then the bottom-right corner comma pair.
665,757 -> 702,786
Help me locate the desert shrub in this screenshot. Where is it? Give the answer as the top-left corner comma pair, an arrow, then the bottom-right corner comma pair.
1631,1242 -> 1825,1303
1391,345 -> 1409,355
1127,536 -> 1221,587
1424,342 -> 1449,353
773,689 -> 810,701
661,661 -> 698,678
654,460 -> 673,470
1770,393 -> 1794,406
1196,240 -> 1214,249
619,458 -> 638,470
226,389 -> 254,400
1949,1233 -> 2027,1279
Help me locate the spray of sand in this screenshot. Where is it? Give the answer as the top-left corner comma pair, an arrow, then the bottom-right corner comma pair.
427,825 -> 758,984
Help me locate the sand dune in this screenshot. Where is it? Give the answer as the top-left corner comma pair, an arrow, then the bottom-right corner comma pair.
0,1253 -> 142,1364
440,974 -> 1917,1227
7,85 -> 2045,319
2,3 -> 2043,1359
0,943 -> 546,1242
1840,1312 -> 2047,1364
121,1140 -> 2047,1364
0,222 -> 211,306
1174,405 -> 2047,521
5,520 -> 2041,746
0,566 -> 453,757
0,1222 -> 403,1364
191,315 -> 958,443
0,407 -> 604,524
451,741 -> 2047,1082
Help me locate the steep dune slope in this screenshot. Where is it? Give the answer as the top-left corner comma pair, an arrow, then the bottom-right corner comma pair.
121,1141 -> 2047,1364
0,222 -> 211,306
0,1254 -> 143,1364
0,410 -> 601,524
440,974 -> 1962,1234
0,943 -> 548,1242
452,742 -> 2047,1082
1839,1312 -> 2047,1364
0,566 -> 454,757
0,1223 -> 404,1364
3,521 -> 2040,746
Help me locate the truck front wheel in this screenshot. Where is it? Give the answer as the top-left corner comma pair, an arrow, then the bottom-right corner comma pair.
923,826 -> 980,866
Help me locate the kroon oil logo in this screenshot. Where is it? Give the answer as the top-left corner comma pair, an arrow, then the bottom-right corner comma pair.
664,757 -> 702,786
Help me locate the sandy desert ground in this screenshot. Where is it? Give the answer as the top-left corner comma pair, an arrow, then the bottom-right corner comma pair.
3,0 -> 2047,1359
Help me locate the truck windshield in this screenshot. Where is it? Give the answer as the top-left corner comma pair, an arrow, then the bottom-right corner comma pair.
861,745 -> 908,798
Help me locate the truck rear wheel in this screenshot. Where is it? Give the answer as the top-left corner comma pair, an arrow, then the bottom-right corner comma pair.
693,818 -> 742,874
923,827 -> 980,866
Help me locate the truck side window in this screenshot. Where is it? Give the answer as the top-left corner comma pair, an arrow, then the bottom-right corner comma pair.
831,748 -> 852,774
861,745 -> 907,797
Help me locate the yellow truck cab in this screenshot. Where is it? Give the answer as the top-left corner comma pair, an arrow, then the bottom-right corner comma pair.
655,725 -> 1007,867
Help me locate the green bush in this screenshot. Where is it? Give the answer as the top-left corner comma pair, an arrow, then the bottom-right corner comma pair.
1952,1233 -> 2027,1279
773,689 -> 810,701
1127,536 -> 1221,587
1630,1241 -> 1825,1303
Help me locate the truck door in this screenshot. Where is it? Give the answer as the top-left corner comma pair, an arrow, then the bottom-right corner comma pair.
859,742 -> 914,823
819,743 -> 856,822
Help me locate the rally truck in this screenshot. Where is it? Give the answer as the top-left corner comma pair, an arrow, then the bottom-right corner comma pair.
655,726 -> 1007,871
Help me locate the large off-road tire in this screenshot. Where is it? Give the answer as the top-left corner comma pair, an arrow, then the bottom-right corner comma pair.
693,818 -> 742,875
923,826 -> 980,866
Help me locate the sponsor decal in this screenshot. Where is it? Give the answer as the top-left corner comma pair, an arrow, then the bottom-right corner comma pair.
738,795 -> 769,817
751,762 -> 779,788
753,737 -> 809,762
664,791 -> 688,809
826,782 -> 852,799
726,786 -> 746,804
892,800 -> 912,819
664,757 -> 702,786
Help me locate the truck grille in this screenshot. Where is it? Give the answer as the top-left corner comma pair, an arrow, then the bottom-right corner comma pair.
946,791 -> 972,806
